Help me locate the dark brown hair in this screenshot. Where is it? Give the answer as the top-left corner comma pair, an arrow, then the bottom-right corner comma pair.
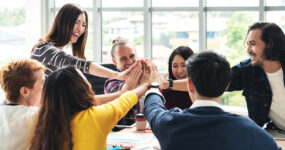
30,66 -> 96,150
32,3 -> 88,59
0,59 -> 45,103
247,22 -> 285,61
168,46 -> 194,80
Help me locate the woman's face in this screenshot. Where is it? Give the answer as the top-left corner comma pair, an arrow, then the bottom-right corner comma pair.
28,70 -> 45,106
172,54 -> 187,80
70,13 -> 86,43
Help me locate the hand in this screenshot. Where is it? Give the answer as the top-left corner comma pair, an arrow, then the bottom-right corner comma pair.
121,61 -> 142,91
117,60 -> 140,80
159,73 -> 169,89
138,59 -> 151,85
148,60 -> 163,84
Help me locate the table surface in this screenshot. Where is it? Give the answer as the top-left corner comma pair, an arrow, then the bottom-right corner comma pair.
108,126 -> 285,150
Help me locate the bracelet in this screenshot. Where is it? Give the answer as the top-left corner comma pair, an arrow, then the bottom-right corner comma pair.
168,79 -> 173,90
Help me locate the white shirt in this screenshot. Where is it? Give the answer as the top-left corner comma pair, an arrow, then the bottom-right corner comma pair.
0,105 -> 39,150
190,100 -> 223,110
266,67 -> 285,130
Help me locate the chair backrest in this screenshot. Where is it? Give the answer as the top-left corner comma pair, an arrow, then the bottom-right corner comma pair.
84,63 -> 117,95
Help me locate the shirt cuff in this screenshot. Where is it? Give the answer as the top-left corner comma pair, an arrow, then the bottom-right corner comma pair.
144,88 -> 166,104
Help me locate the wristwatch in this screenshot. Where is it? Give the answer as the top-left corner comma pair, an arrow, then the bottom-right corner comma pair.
148,82 -> 160,89
145,82 -> 166,104
168,79 -> 173,90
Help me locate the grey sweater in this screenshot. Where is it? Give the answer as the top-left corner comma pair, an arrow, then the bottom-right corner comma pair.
31,42 -> 91,76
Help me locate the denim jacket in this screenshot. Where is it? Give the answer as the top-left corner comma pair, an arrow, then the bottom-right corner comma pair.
228,58 -> 285,127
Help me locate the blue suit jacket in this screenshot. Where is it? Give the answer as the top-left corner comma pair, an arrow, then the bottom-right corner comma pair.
144,93 -> 281,150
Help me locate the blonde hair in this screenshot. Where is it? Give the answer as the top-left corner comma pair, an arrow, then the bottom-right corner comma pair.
111,36 -> 129,58
0,59 -> 45,102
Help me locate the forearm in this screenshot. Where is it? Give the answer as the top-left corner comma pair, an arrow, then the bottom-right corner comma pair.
94,91 -> 124,105
161,79 -> 188,91
132,83 -> 149,99
144,94 -> 166,131
89,62 -> 119,79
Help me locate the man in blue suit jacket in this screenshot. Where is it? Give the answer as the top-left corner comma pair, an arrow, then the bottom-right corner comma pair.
144,51 -> 281,150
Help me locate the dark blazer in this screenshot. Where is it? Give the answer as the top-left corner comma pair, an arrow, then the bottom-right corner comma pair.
229,58 -> 285,127
144,93 -> 281,150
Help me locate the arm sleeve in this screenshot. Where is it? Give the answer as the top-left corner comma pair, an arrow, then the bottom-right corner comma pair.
104,79 -> 125,94
143,94 -> 168,136
90,91 -> 138,135
31,44 -> 91,73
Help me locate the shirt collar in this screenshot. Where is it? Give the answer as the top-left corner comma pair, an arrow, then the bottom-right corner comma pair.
190,100 -> 223,110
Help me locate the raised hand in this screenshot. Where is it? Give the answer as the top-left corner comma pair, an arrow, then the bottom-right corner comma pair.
121,61 -> 143,91
117,60 -> 139,81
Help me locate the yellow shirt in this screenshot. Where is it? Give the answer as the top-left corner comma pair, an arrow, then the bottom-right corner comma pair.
70,92 -> 138,150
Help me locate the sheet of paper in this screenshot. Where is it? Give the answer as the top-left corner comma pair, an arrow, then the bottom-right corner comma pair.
107,132 -> 155,143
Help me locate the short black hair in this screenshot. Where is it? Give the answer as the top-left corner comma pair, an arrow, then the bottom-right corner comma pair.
168,46 -> 194,80
247,22 -> 285,61
186,51 -> 231,97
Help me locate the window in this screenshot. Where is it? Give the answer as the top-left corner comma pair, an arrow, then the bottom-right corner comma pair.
266,11 -> 285,31
152,12 -> 198,72
207,11 -> 258,66
102,12 -> 144,63
0,0 -> 43,101
266,0 -> 285,6
0,1 -> 27,67
152,0 -> 198,7
207,0 -> 258,6
102,0 -> 143,7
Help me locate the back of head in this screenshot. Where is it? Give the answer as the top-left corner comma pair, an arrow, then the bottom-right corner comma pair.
0,59 -> 45,103
186,51 -> 231,97
248,22 -> 285,61
111,36 -> 129,58
31,66 -> 95,150
168,46 -> 194,80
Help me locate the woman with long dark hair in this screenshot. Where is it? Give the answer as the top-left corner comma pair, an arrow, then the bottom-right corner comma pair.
31,3 -> 131,80
30,65 -> 152,150
161,46 -> 194,109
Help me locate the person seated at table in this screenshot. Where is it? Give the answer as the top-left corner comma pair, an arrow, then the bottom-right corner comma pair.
0,59 -> 45,150
143,51 -> 281,150
161,46 -> 194,110
30,63 -> 153,150
104,37 -> 141,128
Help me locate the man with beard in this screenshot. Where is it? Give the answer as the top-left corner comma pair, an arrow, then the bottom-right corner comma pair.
104,37 -> 139,128
228,22 -> 285,132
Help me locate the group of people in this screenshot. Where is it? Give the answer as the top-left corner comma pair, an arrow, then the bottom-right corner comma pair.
0,3 -> 284,150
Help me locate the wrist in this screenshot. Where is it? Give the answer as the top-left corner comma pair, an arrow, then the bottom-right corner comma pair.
160,80 -> 169,89
168,79 -> 173,90
115,72 -> 120,80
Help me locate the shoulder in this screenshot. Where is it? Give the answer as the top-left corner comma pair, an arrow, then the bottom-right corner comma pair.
233,58 -> 252,69
32,42 -> 59,54
35,42 -> 55,50
105,79 -> 125,84
104,79 -> 125,93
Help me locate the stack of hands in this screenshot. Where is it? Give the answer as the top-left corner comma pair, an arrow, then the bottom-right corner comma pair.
118,59 -> 168,96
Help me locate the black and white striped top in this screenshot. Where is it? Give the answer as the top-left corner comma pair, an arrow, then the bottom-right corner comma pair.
31,42 -> 91,76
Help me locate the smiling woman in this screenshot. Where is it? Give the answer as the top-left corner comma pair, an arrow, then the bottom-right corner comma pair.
30,3 -> 131,81
160,46 -> 194,110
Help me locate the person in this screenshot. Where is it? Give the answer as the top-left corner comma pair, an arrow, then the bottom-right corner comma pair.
228,22 -> 285,131
161,46 -> 194,110
0,59 -> 45,150
104,37 -> 140,127
31,3 -> 130,81
30,65 -> 151,150
143,51 -> 281,150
